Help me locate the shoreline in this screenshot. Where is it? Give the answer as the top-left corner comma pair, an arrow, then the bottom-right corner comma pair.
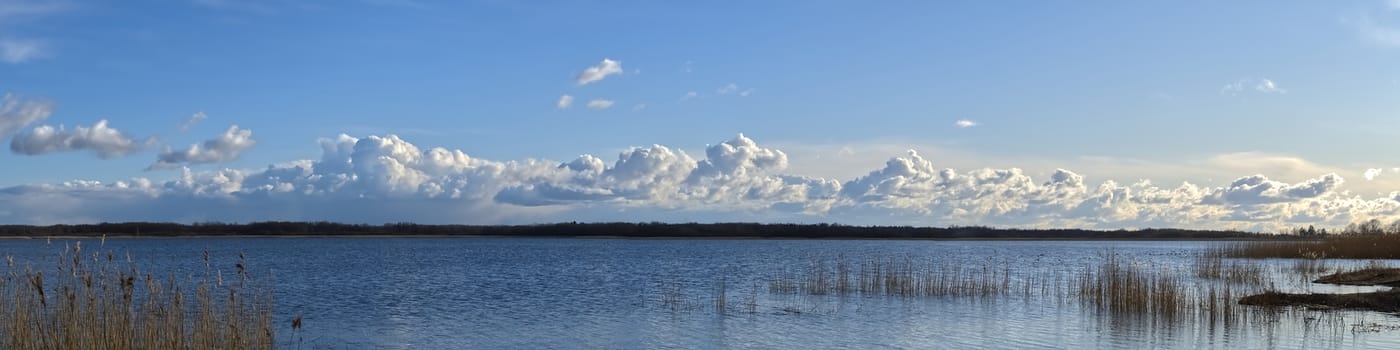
0,234 -> 1302,241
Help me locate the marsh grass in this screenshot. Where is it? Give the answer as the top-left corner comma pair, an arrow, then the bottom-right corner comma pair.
1194,253 -> 1267,285
669,250 -> 1317,330
1078,252 -> 1273,327
1078,253 -> 1186,319
0,242 -> 274,350
770,255 -> 1014,298
1212,235 -> 1400,259
1291,258 -> 1330,276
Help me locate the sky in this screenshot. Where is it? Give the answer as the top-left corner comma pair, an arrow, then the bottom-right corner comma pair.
2,0 -> 1400,230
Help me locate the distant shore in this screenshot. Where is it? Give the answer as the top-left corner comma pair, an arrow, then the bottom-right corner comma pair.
0,222 -> 1311,240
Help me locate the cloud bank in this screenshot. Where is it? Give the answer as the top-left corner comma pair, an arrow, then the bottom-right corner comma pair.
3,132 -> 1396,230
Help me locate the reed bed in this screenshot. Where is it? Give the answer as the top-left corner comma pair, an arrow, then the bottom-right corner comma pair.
1193,253 -> 1267,285
1210,235 -> 1400,259
0,242 -> 274,350
1291,258 -> 1330,276
665,251 -> 1288,329
1078,253 -> 1187,319
768,255 -> 1013,298
1078,252 -> 1269,327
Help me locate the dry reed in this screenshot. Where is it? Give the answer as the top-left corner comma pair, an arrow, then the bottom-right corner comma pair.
1211,235 -> 1400,259
0,242 -> 274,350
770,255 -> 1013,298
1193,253 -> 1266,285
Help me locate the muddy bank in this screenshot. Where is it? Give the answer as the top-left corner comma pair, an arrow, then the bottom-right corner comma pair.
1238,289 -> 1400,312
1240,268 -> 1400,313
1314,268 -> 1400,287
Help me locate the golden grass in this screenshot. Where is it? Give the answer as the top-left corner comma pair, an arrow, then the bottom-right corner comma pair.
0,242 -> 274,350
1211,235 -> 1400,259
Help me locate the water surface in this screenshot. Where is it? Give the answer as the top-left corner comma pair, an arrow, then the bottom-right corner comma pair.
2,238 -> 1397,349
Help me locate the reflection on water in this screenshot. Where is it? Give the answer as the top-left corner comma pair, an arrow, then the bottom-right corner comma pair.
0,238 -> 1397,349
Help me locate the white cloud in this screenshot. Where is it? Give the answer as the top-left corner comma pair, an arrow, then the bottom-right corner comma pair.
679,91 -> 698,102
586,99 -> 614,110
717,83 -> 739,95
1221,78 -> 1284,95
556,95 -> 573,109
9,119 -> 147,158
1254,79 -> 1285,94
1366,168 -> 1384,181
179,111 -> 207,132
716,84 -> 754,97
3,132 -> 1399,230
0,38 -> 44,63
575,58 -> 622,85
955,119 -> 978,128
0,93 -> 52,138
148,125 -> 256,170
632,104 -> 646,111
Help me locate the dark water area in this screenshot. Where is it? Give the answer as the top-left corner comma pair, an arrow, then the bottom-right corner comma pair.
2,238 -> 1398,349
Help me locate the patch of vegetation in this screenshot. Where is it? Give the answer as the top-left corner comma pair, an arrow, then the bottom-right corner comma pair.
0,243 -> 274,350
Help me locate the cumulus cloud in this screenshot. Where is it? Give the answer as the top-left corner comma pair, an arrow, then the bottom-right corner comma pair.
0,93 -> 51,138
586,99 -> 614,110
2,132 -> 1398,230
0,38 -> 43,63
179,111 -> 207,132
556,95 -> 573,109
955,119 -> 978,128
148,125 -> 256,170
1366,168 -> 1384,181
10,119 -> 147,158
576,58 -> 622,85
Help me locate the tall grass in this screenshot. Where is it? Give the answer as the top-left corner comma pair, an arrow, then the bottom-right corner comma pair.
1193,253 -> 1266,285
1078,253 -> 1187,319
769,255 -> 1012,298
0,242 -> 274,350
1211,235 -> 1400,259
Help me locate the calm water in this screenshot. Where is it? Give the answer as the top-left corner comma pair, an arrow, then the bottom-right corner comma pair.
3,238 -> 1398,349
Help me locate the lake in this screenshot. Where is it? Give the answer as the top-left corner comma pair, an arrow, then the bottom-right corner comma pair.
2,238 -> 1398,349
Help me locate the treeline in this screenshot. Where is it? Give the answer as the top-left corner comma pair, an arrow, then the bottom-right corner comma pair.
1280,218 -> 1400,237
0,221 -> 1279,240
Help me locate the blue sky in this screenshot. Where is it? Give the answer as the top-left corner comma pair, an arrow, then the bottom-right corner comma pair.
2,0 -> 1400,230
